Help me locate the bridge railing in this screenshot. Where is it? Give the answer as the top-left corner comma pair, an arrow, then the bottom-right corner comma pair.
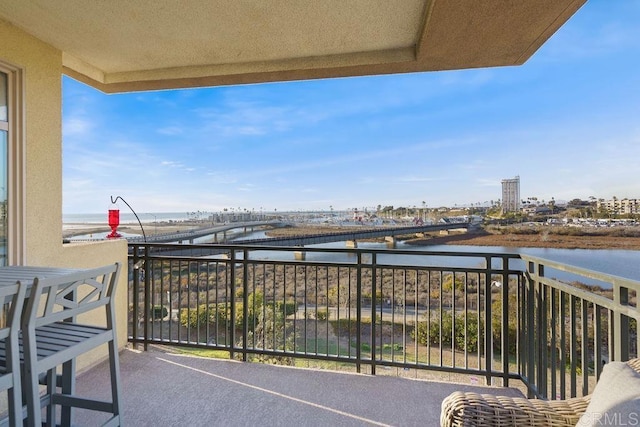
127,243 -> 639,398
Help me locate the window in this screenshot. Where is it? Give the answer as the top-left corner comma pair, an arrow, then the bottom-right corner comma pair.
0,71 -> 7,265
0,62 -> 25,265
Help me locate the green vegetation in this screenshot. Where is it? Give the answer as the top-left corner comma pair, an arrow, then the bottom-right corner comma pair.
316,309 -> 328,320
494,224 -> 640,238
247,304 -> 296,365
150,305 -> 168,320
302,337 -> 349,356
412,311 -> 483,353
171,347 -> 230,359
178,291 -> 296,330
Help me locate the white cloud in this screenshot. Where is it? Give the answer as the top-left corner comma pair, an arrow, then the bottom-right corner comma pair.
64,117 -> 94,136
160,161 -> 183,168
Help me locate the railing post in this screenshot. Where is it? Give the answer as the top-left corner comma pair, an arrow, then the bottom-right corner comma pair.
242,249 -> 249,362
229,249 -> 236,360
517,271 -> 524,380
550,287 -> 558,398
536,263 -> 545,398
356,252 -> 362,374
559,291 -> 567,399
143,245 -> 150,351
501,256 -> 509,387
612,284 -> 629,361
526,261 -> 536,398
570,295 -> 577,397
581,300 -> 589,396
594,306 -> 603,381
540,282 -> 548,398
131,245 -> 139,348
484,258 -> 492,385
370,253 -> 377,375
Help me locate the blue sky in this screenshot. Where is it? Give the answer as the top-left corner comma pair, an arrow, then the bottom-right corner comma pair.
62,1 -> 640,214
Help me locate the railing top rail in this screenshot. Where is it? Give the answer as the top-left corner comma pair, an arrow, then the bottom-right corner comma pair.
531,275 -> 640,319
127,220 -> 285,242
520,253 -> 640,290
127,242 -> 520,259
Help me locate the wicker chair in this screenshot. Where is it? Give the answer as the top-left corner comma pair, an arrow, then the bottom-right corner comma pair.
440,358 -> 640,427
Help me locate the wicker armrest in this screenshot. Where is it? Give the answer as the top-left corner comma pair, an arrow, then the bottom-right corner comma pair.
440,391 -> 590,427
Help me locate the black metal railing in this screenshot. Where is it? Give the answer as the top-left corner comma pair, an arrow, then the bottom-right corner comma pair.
519,254 -> 639,399
127,243 -> 639,399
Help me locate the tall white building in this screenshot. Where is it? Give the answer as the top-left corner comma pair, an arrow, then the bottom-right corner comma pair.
501,176 -> 520,214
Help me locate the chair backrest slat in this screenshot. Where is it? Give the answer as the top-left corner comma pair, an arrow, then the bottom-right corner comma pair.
0,282 -> 25,340
24,263 -> 120,329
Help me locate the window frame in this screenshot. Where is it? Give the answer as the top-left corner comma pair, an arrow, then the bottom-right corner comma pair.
0,60 -> 25,265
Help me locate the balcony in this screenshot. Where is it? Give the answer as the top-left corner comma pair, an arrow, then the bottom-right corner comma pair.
73,345 -> 526,425
89,242 -> 639,424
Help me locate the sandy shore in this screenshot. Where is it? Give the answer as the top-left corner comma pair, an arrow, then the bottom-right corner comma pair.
404,230 -> 640,250
266,225 -> 640,250
63,222 -> 192,238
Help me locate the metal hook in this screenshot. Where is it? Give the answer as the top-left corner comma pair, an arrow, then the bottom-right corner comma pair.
110,196 -> 147,242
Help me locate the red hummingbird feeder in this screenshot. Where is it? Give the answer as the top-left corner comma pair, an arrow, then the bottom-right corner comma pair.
107,203 -> 122,239
108,196 -> 147,242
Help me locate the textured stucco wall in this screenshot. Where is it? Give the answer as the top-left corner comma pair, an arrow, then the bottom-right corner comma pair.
0,18 -> 128,370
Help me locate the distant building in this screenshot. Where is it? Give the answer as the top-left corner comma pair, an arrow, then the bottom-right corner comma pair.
501,176 -> 520,214
522,205 -> 550,216
597,198 -> 640,215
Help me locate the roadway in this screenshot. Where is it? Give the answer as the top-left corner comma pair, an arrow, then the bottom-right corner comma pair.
128,221 -> 471,257
233,222 -> 470,247
126,220 -> 284,243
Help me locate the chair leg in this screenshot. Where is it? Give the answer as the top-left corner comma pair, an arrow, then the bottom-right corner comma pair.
4,347 -> 23,426
60,359 -> 75,427
24,361 -> 42,427
108,338 -> 122,423
7,376 -> 22,426
45,368 -> 56,427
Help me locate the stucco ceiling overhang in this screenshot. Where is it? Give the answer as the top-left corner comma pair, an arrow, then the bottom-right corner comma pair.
0,0 -> 585,93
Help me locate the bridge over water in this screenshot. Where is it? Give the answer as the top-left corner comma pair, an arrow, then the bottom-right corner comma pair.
136,221 -> 471,257
233,222 -> 469,247
127,220 -> 284,244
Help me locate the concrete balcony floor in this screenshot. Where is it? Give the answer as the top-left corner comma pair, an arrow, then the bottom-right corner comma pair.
73,346 -> 525,426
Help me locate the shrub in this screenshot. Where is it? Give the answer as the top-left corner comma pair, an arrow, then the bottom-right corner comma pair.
382,343 -> 403,351
178,299 -> 297,330
412,311 -> 484,353
491,295 -> 518,354
272,301 -> 297,317
179,304 -> 212,328
442,273 -> 465,293
150,305 -> 168,320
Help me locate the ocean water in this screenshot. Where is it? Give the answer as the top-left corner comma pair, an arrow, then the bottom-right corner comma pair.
63,212 -> 192,224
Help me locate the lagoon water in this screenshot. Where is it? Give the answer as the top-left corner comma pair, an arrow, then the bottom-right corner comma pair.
65,224 -> 640,284
224,230 -> 640,284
